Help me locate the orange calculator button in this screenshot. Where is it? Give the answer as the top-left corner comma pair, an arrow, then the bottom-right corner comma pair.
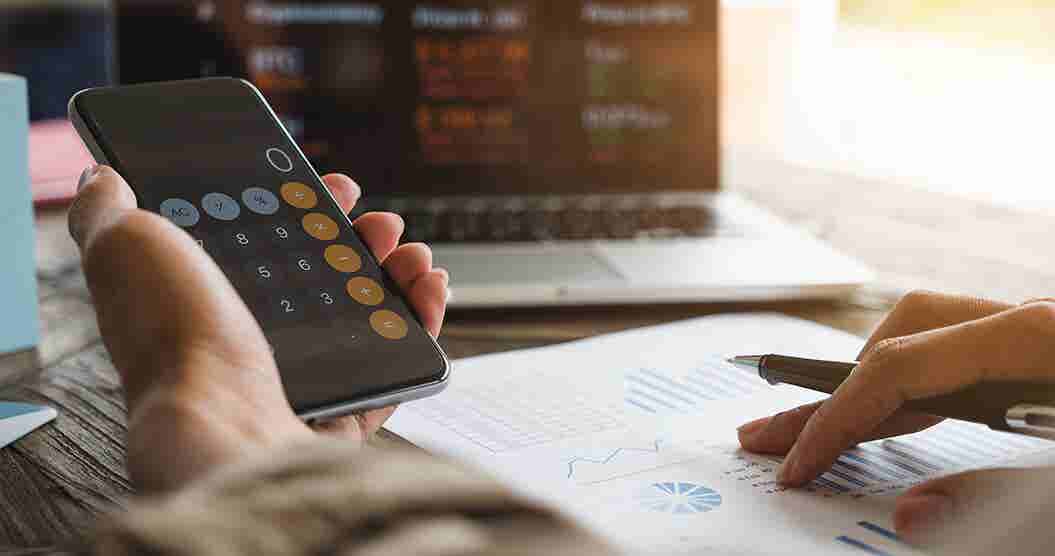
281,182 -> 318,209
370,310 -> 408,340
346,276 -> 385,306
302,213 -> 339,241
324,244 -> 362,273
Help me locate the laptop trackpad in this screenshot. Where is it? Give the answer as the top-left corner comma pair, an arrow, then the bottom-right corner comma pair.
433,248 -> 625,285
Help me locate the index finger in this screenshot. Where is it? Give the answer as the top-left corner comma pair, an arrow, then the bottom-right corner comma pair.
321,173 -> 361,215
858,290 -> 1012,358
779,303 -> 1055,486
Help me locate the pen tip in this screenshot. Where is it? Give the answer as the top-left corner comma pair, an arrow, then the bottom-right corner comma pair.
726,355 -> 764,371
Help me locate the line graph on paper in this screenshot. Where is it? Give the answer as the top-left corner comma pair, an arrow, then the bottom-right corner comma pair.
567,440 -> 664,479
562,438 -> 713,486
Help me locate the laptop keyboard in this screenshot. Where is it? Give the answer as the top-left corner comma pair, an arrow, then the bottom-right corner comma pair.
356,196 -> 745,243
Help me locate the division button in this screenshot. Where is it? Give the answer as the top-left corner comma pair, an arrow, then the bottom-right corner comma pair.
369,309 -> 408,340
324,244 -> 362,273
201,192 -> 241,221
346,276 -> 384,306
159,198 -> 200,227
281,182 -> 318,209
241,187 -> 280,215
302,212 -> 339,241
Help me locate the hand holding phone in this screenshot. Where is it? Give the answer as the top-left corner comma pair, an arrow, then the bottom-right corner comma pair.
69,78 -> 450,421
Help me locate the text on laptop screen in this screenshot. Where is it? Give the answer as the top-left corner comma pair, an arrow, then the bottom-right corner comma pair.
116,1 -> 718,196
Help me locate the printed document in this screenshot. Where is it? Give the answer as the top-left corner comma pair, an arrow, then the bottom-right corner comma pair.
386,314 -> 1055,555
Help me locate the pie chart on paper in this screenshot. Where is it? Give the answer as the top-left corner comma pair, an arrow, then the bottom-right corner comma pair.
635,482 -> 722,515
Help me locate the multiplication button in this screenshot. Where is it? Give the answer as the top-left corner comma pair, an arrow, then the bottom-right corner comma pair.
160,198 -> 200,227
242,187 -> 280,215
302,213 -> 339,241
202,192 -> 240,221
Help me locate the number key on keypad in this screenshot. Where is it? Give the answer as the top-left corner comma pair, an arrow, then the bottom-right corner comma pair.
225,229 -> 257,253
309,288 -> 343,314
269,295 -> 307,323
288,252 -> 318,282
246,260 -> 284,288
268,222 -> 300,247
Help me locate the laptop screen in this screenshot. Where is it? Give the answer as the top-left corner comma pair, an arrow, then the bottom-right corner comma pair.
115,1 -> 718,196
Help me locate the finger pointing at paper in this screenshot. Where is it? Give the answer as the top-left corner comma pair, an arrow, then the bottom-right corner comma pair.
736,290 -> 1055,541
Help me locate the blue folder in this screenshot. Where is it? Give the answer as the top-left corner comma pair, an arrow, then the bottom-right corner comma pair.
0,74 -> 51,445
0,73 -> 40,357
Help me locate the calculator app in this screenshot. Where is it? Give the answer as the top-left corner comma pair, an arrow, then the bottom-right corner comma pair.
74,79 -> 448,413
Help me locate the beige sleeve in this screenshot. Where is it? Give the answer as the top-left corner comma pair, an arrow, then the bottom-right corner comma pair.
89,442 -> 615,556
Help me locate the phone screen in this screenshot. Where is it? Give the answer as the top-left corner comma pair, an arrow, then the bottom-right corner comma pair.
72,78 -> 448,415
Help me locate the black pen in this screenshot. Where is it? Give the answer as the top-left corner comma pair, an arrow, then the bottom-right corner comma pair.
728,354 -> 1055,439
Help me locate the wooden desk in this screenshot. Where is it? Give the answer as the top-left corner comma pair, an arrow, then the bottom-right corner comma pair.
1,154 -> 1051,548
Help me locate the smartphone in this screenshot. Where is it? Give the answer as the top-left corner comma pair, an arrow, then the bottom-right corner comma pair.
69,78 -> 450,422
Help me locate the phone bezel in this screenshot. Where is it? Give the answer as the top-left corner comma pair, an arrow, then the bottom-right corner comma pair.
68,77 -> 451,422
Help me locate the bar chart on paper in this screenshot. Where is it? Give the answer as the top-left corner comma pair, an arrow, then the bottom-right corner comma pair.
623,355 -> 766,415
405,353 -> 768,453
708,419 -> 1052,497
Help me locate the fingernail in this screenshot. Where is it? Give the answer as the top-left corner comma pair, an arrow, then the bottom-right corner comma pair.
77,165 -> 99,192
777,443 -> 806,485
777,458 -> 796,484
896,494 -> 953,542
436,267 -> 450,285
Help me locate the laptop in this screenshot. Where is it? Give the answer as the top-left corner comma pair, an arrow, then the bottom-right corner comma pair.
113,1 -> 872,307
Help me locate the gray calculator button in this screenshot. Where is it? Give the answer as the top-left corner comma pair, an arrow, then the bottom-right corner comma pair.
242,187 -> 280,215
159,198 -> 200,227
202,192 -> 241,221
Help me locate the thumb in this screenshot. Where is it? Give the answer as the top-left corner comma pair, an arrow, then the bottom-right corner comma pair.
895,467 -> 1055,546
68,165 -> 138,250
